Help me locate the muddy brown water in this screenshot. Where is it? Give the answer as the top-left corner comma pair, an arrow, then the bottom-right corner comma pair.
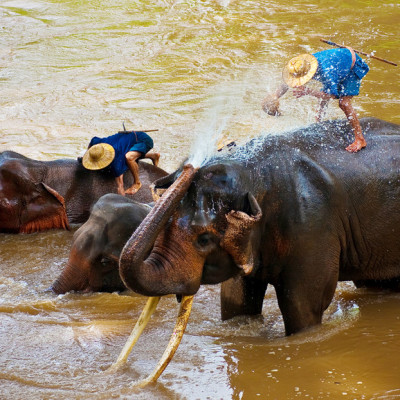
1,1 -> 400,399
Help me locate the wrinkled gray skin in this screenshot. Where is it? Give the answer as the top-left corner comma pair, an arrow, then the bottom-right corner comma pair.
120,118 -> 400,336
0,152 -> 167,233
51,193 -> 152,294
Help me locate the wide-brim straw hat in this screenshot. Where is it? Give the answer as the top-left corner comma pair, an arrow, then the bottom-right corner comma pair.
82,143 -> 115,170
282,54 -> 318,88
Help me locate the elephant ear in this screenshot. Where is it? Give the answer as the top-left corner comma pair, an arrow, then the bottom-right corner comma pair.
221,193 -> 262,275
150,161 -> 188,201
20,182 -> 69,233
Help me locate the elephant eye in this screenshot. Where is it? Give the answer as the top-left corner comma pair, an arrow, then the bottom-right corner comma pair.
197,233 -> 212,247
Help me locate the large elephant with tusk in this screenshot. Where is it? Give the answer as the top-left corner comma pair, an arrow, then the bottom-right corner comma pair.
119,117 -> 400,337
0,151 -> 167,233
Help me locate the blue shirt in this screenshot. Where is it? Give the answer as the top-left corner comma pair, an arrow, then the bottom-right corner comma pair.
312,48 -> 369,98
89,131 -> 153,177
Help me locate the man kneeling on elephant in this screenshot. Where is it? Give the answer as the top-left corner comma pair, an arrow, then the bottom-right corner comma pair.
82,130 -> 160,195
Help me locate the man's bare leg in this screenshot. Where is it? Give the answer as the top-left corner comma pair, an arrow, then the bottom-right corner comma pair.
115,175 -> 125,196
125,151 -> 142,195
339,96 -> 366,153
144,152 -> 160,167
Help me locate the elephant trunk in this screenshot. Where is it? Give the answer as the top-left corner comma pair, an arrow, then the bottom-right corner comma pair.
51,249 -> 90,294
120,164 -> 198,296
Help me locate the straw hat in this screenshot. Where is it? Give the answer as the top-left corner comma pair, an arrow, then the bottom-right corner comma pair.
82,143 -> 115,170
282,54 -> 318,88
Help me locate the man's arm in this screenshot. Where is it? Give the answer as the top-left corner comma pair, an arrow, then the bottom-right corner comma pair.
275,83 -> 289,98
292,86 -> 333,101
261,83 -> 289,116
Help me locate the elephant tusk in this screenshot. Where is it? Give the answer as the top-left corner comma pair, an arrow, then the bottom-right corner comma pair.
107,296 -> 161,373
133,295 -> 194,388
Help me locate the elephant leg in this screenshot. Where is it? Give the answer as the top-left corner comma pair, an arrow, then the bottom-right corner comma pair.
220,270 -> 268,321
275,257 -> 339,336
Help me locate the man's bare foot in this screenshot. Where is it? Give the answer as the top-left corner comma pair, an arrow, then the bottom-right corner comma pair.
125,182 -> 142,195
152,153 -> 160,167
117,186 -> 125,196
345,138 -> 367,153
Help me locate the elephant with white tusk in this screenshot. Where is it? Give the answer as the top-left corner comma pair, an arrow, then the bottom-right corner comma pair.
119,118 -> 400,336
111,117 -> 400,386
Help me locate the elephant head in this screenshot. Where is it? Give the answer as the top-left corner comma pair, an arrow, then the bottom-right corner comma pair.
0,156 -> 69,233
51,227 -> 123,294
119,161 -> 262,297
52,194 -> 151,294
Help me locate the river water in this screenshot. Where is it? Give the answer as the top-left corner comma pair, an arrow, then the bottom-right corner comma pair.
1,1 -> 400,399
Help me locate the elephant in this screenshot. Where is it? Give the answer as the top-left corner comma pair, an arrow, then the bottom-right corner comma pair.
0,151 -> 167,233
51,193 -> 152,294
118,117 -> 400,336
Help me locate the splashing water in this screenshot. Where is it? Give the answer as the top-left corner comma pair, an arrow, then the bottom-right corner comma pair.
186,72 -> 278,168
187,87 -> 238,168
186,66 -> 341,169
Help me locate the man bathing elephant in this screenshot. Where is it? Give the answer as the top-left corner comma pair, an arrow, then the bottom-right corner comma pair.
262,47 -> 370,153
83,130 -> 160,195
51,194 -> 152,294
119,117 -> 400,336
46,118 -> 400,387
0,151 -> 167,233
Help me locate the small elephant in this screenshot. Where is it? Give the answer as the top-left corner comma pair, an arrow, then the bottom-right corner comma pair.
51,194 -> 152,294
119,117 -> 400,336
0,151 -> 167,233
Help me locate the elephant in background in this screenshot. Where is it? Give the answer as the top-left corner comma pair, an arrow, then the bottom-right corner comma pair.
51,193 -> 152,294
0,151 -> 167,233
118,117 -> 400,336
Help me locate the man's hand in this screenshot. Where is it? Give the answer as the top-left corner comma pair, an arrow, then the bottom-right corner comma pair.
261,84 -> 288,116
261,95 -> 281,116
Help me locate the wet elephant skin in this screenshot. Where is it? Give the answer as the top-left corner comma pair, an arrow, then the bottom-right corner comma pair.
120,118 -> 400,336
51,193 -> 152,294
0,151 -> 167,233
